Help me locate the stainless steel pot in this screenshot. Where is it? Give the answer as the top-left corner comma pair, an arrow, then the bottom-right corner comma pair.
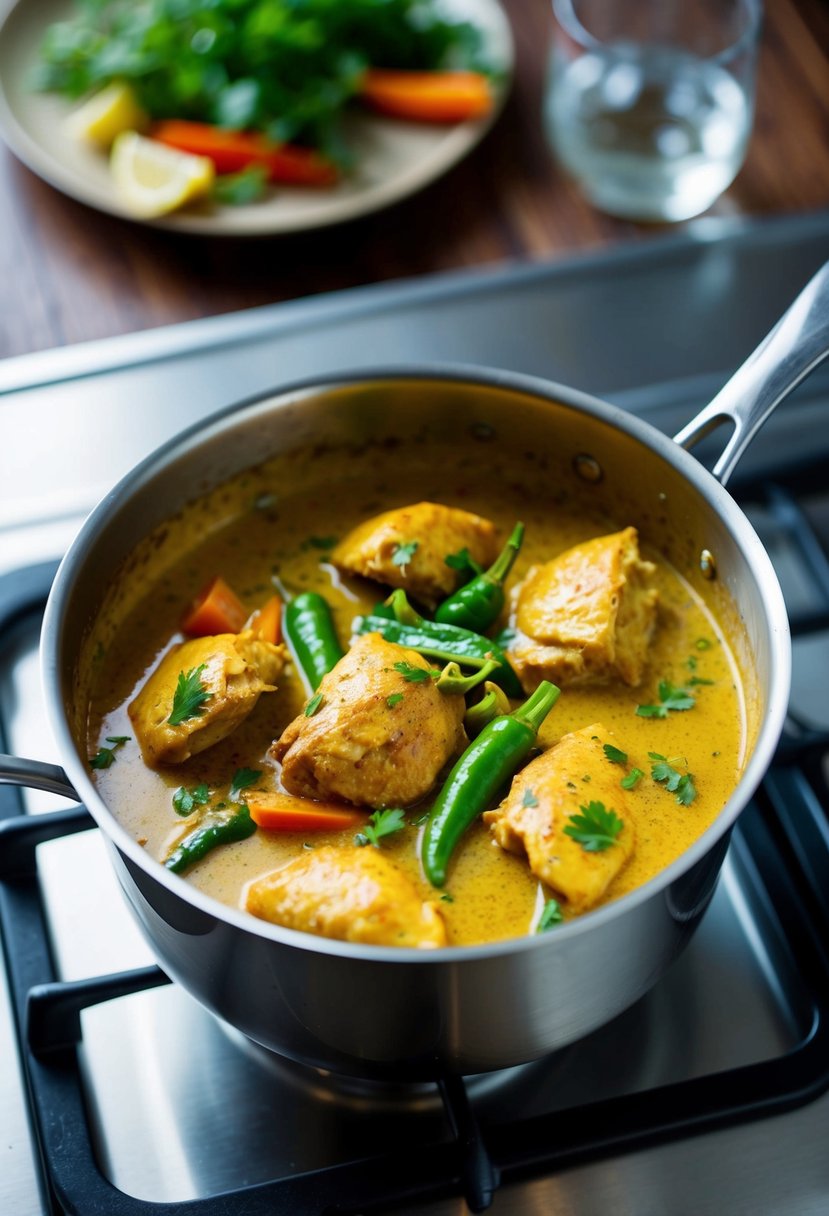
2,263 -> 827,1081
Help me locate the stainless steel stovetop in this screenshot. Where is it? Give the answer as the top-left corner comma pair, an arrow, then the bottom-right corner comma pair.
2,213 -> 829,1215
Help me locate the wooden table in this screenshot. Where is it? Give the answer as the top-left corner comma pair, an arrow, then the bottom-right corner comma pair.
1,0 -> 827,361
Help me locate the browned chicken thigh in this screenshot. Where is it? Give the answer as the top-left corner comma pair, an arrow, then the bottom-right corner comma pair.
272,633 -> 466,808
484,724 -> 636,913
246,845 -> 447,947
129,631 -> 286,766
331,500 -> 498,607
508,527 -> 658,691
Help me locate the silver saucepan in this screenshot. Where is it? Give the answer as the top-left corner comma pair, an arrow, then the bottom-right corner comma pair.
2,263 -> 827,1081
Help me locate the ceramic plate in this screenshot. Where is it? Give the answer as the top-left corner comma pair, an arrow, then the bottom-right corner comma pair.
0,0 -> 513,234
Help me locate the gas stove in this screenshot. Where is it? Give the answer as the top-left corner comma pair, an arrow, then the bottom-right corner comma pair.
2,213 -> 829,1215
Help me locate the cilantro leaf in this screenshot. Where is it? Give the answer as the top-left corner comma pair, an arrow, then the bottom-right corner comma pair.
563,801 -> 624,852
386,692 -> 404,708
168,664 -> 210,726
305,692 -> 324,717
603,743 -> 628,765
172,782 -> 210,816
621,767 -> 644,790
211,164 -> 268,206
354,807 -> 407,848
636,679 -> 696,718
89,735 -> 131,770
537,898 -> 564,931
393,660 -> 435,683
695,637 -> 712,650
391,540 -> 419,568
649,754 -> 698,805
440,892 -> 454,903
229,768 -> 262,802
521,788 -> 539,808
687,676 -> 714,687
444,547 -> 482,577
302,535 -> 339,551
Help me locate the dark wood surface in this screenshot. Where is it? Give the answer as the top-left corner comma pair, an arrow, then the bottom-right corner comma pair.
1,0 -> 827,361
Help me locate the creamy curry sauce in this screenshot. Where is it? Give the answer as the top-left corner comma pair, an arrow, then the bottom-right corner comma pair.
88,445 -> 747,947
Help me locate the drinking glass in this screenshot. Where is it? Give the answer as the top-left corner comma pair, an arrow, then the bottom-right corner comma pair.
545,0 -> 762,221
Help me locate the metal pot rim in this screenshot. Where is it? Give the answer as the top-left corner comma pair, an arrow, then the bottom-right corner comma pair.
41,362 -> 792,965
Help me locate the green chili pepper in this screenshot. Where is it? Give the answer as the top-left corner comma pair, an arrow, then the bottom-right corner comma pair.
165,806 -> 256,874
421,680 -> 560,887
435,522 -> 524,632
435,658 -> 499,696
356,593 -> 523,698
283,591 -> 345,693
464,681 -> 512,734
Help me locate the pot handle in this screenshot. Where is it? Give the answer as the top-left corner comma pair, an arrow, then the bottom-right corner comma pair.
674,261 -> 829,486
0,754 -> 81,801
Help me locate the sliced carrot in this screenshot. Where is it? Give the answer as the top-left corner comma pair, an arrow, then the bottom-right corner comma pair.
247,792 -> 367,833
150,120 -> 339,186
358,69 -> 493,124
181,576 -> 247,637
244,594 -> 283,645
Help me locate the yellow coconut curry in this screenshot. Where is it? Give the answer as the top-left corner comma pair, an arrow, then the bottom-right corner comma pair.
87,441 -> 747,949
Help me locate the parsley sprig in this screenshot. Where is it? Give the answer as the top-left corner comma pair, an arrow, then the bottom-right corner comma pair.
229,767 -> 262,802
89,735 -> 130,770
649,753 -> 697,805
355,808 -> 407,848
393,660 -> 437,683
602,743 -> 627,765
391,540 -> 419,568
537,898 -> 564,931
636,679 -> 696,719
168,664 -> 211,726
172,782 -> 210,815
564,801 -> 624,852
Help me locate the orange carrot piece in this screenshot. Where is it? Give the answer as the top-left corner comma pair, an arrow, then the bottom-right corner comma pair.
359,69 -> 493,123
151,120 -> 339,186
244,594 -> 283,645
181,576 -> 247,637
247,793 -> 367,833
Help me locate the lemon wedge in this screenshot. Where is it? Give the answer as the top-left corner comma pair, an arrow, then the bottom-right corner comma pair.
110,132 -> 215,218
65,82 -> 149,148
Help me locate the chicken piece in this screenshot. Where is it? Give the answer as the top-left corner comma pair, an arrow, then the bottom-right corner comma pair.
129,631 -> 286,766
246,845 -> 447,948
484,724 -> 635,913
331,501 -> 498,608
509,527 -> 658,691
272,633 -> 466,808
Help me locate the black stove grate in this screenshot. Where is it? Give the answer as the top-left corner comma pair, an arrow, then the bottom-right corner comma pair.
3,467 -> 829,1215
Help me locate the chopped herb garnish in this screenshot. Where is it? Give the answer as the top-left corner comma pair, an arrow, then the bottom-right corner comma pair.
603,743 -> 628,766
354,807 -> 407,848
211,163 -> 268,205
695,637 -> 712,650
563,801 -> 624,852
537,898 -> 564,931
687,676 -> 714,687
89,735 -> 131,770
581,774 -> 591,783
305,692 -> 324,717
391,540 -> 419,568
621,767 -> 644,790
393,660 -> 436,683
522,788 -> 539,808
229,768 -> 262,802
636,679 -> 696,719
444,547 -> 482,576
649,753 -> 698,805
386,692 -> 405,708
687,655 -> 698,672
440,892 -> 455,903
172,782 -> 210,815
168,664 -> 210,726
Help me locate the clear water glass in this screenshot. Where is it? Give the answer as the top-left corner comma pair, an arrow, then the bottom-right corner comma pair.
545,0 -> 762,222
